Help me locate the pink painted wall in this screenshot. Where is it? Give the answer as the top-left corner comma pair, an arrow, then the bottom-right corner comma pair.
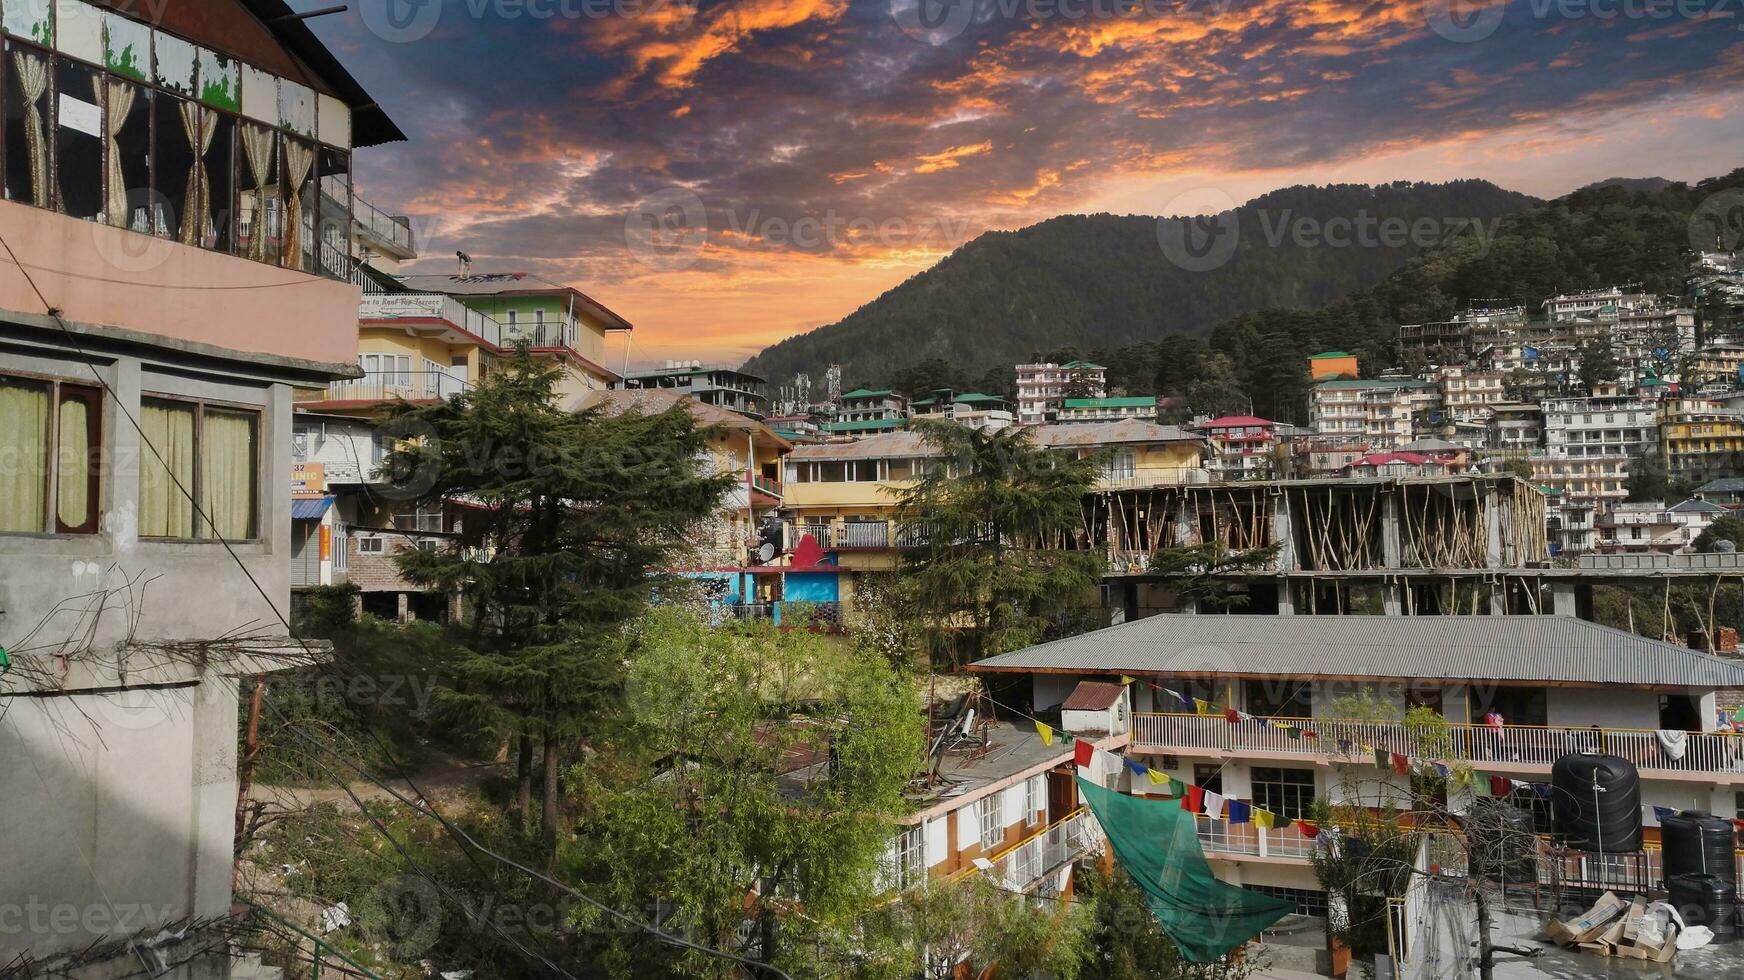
0,200 -> 359,368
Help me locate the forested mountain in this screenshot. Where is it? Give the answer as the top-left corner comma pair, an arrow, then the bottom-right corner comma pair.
1198,169 -> 1744,422
742,180 -> 1535,386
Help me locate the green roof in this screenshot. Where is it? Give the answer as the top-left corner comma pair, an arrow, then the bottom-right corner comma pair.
954,393 -> 1006,404
825,418 -> 906,432
841,388 -> 893,399
1310,351 -> 1354,359
1063,396 -> 1157,409
911,397 -> 937,407
1059,360 -> 1106,370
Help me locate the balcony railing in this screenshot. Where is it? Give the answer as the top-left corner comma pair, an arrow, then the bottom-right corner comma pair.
1132,713 -> 1744,779
750,473 -> 783,499
783,520 -> 952,551
358,293 -> 503,348
954,807 -> 1103,895
353,195 -> 415,255
312,370 -> 474,404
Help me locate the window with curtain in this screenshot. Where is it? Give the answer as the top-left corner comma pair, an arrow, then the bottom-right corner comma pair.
152,92 -> 195,240
203,112 -> 235,252
54,60 -> 104,220
5,42 -> 52,208
139,397 -> 257,540
105,77 -> 150,231
0,376 -> 101,534
236,121 -> 278,263
281,135 -> 315,271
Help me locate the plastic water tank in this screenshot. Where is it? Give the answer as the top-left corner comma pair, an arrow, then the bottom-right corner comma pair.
1669,873 -> 1738,943
1662,811 -> 1737,883
1551,753 -> 1642,853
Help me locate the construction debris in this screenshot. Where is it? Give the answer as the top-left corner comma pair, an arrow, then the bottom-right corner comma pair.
1543,892 -> 1678,962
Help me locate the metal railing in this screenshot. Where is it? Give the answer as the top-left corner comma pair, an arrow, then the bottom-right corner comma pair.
357,292 -> 504,347
750,473 -> 783,499
352,195 -> 414,254
236,895 -> 385,979
315,369 -> 474,403
783,520 -> 958,551
1193,809 -> 1320,860
954,807 -> 1103,894
1132,713 -> 1744,778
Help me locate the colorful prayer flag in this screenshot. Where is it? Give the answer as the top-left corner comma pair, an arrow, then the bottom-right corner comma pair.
1391,753 -> 1410,776
1286,727 -> 1303,741
1125,757 -> 1149,777
1035,721 -> 1054,746
1202,790 -> 1225,819
1183,784 -> 1205,814
1228,800 -> 1252,825
1652,806 -> 1676,822
1374,747 -> 1390,769
1194,698 -> 1214,716
1146,768 -> 1168,786
1120,675 -> 1136,685
1074,739 -> 1095,768
1223,707 -> 1241,724
1252,808 -> 1275,830
1296,820 -> 1321,839
1491,775 -> 1512,797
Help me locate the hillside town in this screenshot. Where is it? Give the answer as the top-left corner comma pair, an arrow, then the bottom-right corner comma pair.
7,3 -> 1744,980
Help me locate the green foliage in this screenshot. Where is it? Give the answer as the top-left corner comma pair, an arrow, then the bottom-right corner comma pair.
566,610 -> 924,977
1576,336 -> 1619,392
1077,864 -> 1254,980
1147,542 -> 1283,612
1499,457 -> 1536,482
1695,515 -> 1744,553
866,876 -> 1093,979
897,420 -> 1106,666
743,181 -> 1537,390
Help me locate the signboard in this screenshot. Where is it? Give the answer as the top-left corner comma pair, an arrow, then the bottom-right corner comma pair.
358,293 -> 447,319
292,461 -> 325,498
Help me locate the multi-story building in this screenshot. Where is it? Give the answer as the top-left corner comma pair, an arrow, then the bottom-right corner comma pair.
1659,397 -> 1744,483
1307,350 -> 1360,380
1528,454 -> 1630,517
1310,378 -> 1438,450
829,387 -> 909,435
1541,396 -> 1656,459
1054,395 -> 1158,424
1196,415 -> 1280,480
616,362 -> 769,419
1434,366 -> 1504,421
1593,499 -> 1722,555
1016,360 -> 1106,425
1685,342 -> 1744,384
0,0 -> 400,974
911,390 -> 1015,430
1343,450 -> 1460,479
1543,287 -> 1655,321
1029,421 -> 1207,491
970,615 -> 1744,917
1398,307 -> 1527,358
396,271 -> 631,398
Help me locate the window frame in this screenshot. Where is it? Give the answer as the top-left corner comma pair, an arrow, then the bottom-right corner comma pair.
893,823 -> 925,892
977,794 -> 1003,851
1252,766 -> 1316,823
357,534 -> 384,555
136,391 -> 261,542
0,370 -> 103,535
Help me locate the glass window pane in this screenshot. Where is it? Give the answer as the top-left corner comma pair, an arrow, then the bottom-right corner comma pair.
54,60 -> 104,221
56,386 -> 98,532
236,122 -> 277,262
104,78 -> 150,231
152,93 -> 194,240
0,379 -> 49,532
200,408 -> 257,539
4,43 -> 52,208
139,399 -> 195,537
202,112 -> 234,251
316,146 -> 351,277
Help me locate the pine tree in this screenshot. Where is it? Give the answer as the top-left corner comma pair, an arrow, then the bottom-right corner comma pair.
381,351 -> 734,858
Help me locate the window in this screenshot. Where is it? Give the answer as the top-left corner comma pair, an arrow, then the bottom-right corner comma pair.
394,507 -> 444,533
1245,679 -> 1312,720
108,79 -> 151,231
236,122 -> 280,264
316,146 -> 352,275
1253,767 -> 1315,822
1102,449 -> 1136,482
893,824 -> 925,891
978,794 -> 1003,851
1024,774 -> 1044,822
5,42 -> 52,208
0,376 -> 101,533
360,352 -> 412,389
202,112 -> 236,252
358,535 -> 384,555
55,60 -> 104,220
138,397 -> 258,540
282,135 -> 317,271
333,523 -> 349,572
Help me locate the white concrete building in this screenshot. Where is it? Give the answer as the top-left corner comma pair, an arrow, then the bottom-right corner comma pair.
1541,396 -> 1657,459
1016,360 -> 1107,426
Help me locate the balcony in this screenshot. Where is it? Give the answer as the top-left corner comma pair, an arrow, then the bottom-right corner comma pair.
953,807 -> 1102,896
713,601 -> 843,630
352,194 -> 416,258
750,473 -> 783,501
1131,713 -> 1744,781
358,292 -> 503,348
786,520 -> 953,551
303,369 -> 474,406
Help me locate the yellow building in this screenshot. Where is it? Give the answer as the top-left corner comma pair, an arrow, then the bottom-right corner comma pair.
1659,398 -> 1744,483
1029,421 -> 1208,490
782,430 -> 938,571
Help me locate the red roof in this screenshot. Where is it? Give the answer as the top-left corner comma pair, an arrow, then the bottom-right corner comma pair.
1062,680 -> 1126,711
1347,451 -> 1456,468
1204,415 -> 1275,428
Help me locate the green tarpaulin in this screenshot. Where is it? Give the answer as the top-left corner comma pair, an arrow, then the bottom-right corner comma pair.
1076,776 -> 1295,963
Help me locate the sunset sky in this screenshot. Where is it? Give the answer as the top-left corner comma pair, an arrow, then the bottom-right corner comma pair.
316,0 -> 1744,371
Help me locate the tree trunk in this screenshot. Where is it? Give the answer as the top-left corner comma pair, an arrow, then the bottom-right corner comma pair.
514,733 -> 533,832
540,728 -> 560,863
1474,883 -> 1496,980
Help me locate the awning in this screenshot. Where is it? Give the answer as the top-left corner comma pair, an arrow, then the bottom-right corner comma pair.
291,496 -> 335,520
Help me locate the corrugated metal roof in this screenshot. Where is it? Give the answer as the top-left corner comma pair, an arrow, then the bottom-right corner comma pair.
290,496 -> 334,520
1028,420 -> 1203,448
569,389 -> 792,450
788,430 -> 938,460
1063,396 -> 1157,409
969,615 -> 1744,690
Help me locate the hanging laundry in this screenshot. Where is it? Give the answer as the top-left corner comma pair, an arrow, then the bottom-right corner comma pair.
1656,729 -> 1688,761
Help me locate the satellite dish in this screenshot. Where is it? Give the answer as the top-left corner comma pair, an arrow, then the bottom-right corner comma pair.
757,542 -> 777,563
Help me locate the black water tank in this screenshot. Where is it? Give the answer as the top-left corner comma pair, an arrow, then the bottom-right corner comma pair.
1669,873 -> 1738,943
1551,753 -> 1642,852
1663,811 -> 1737,883
1468,802 -> 1538,883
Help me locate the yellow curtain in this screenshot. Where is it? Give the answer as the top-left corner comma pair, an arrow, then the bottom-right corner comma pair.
9,49 -> 49,208
56,397 -> 91,530
281,139 -> 314,270
101,78 -> 138,228
140,400 -> 195,537
240,124 -> 276,261
0,382 -> 49,532
200,409 -> 256,540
